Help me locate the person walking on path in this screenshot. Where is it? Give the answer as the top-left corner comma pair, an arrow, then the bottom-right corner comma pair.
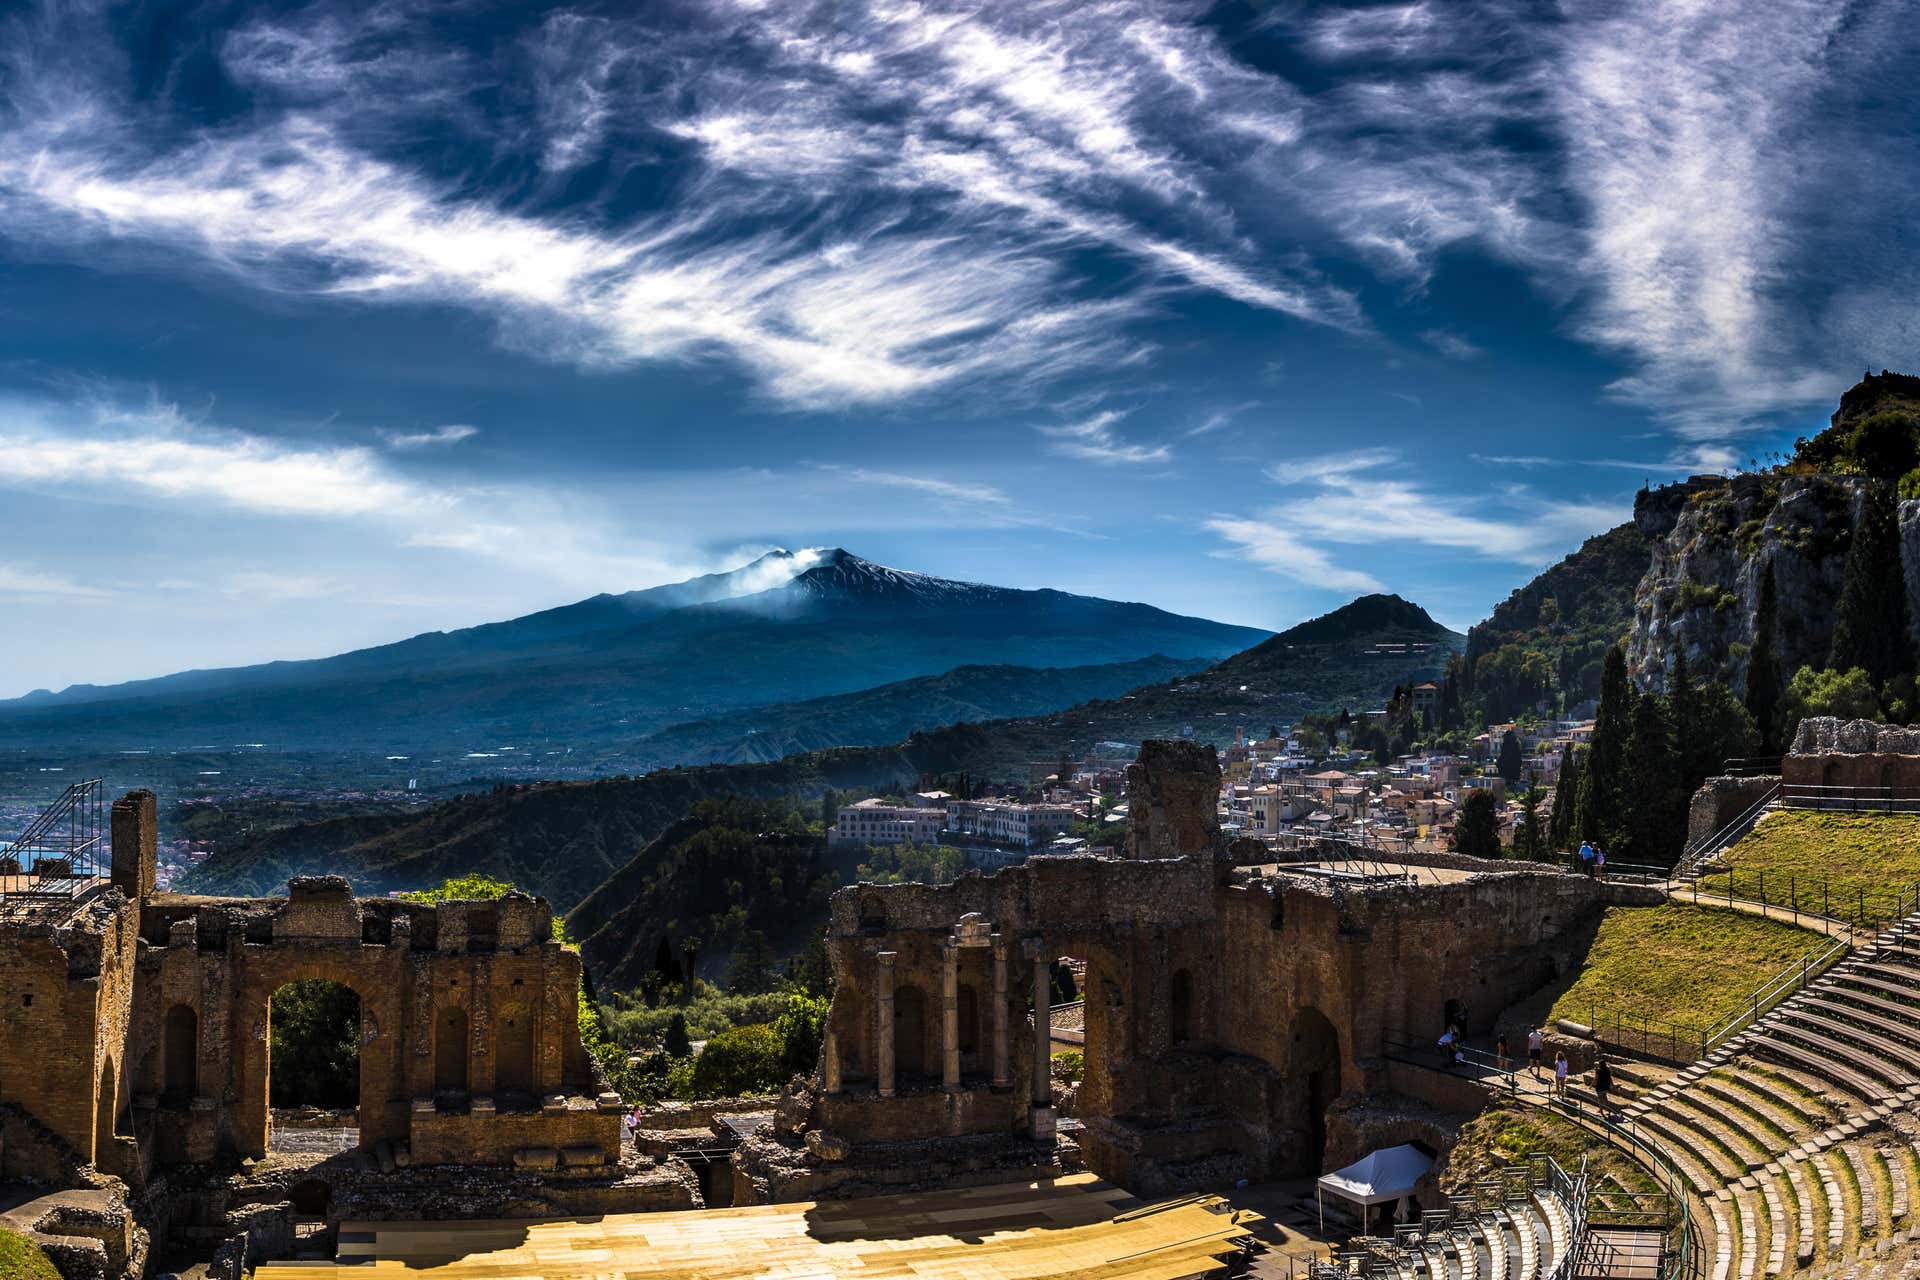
1578,840 -> 1595,877
1495,1032 -> 1511,1072
1553,1051 -> 1570,1099
1528,1027 -> 1545,1079
1594,1057 -> 1614,1110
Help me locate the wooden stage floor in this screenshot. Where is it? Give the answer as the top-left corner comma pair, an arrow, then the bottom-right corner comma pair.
259,1173 -> 1263,1280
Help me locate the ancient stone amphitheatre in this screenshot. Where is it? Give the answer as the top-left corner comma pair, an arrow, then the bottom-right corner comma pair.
4,723 -> 1920,1280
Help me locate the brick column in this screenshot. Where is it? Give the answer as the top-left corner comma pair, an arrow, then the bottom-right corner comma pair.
1025,937 -> 1053,1137
941,942 -> 960,1092
991,934 -> 1010,1088
876,952 -> 897,1099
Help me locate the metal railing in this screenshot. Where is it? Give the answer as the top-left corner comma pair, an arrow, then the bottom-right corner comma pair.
0,779 -> 109,910
1699,934 -> 1851,1054
1779,784 -> 1920,813
1719,757 -> 1783,778
1686,870 -> 1920,935
1673,783 -> 1779,881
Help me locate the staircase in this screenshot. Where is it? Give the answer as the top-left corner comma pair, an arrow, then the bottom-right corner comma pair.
1567,909 -> 1920,1280
1313,1156 -> 1587,1280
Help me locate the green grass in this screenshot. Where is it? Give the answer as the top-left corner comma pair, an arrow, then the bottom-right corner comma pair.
1446,1103 -> 1661,1200
1705,811 -> 1920,922
0,1229 -> 61,1280
1549,903 -> 1829,1033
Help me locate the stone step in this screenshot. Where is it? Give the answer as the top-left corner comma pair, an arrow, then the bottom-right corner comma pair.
1478,1211 -> 1510,1280
1667,1094 -> 1777,1171
1781,1159 -> 1818,1268
1758,1170 -> 1791,1276
1794,996 -> 1920,1055
1732,1187 -> 1763,1280
1834,970 -> 1920,1008
1840,1141 -> 1882,1239
1625,1109 -> 1735,1193
1754,1027 -> 1910,1097
1697,1071 -> 1818,1140
1812,1149 -> 1849,1261
1740,1059 -> 1865,1122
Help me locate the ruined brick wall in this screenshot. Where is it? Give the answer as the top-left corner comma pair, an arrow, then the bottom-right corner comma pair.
1686,775 -> 1780,849
1124,740 -> 1222,860
1782,717 -> 1920,791
0,891 -> 142,1181
128,876 -> 613,1169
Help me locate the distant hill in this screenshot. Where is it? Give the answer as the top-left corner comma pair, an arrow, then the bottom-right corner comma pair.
1461,524 -> 1654,721
0,549 -> 1266,758
180,593 -> 1463,913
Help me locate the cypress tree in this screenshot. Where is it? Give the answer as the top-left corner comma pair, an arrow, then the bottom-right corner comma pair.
1515,786 -> 1544,861
1830,484 -> 1913,686
1497,729 -> 1523,783
1748,562 -> 1783,754
1579,645 -> 1633,845
1451,790 -> 1502,857
1625,693 -> 1678,863
1668,649 -> 1706,786
1550,748 -> 1581,850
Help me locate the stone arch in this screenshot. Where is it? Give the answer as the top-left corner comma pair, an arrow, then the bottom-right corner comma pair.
894,984 -> 929,1079
1169,968 -> 1194,1045
163,1003 -> 198,1102
263,976 -> 363,1155
495,1003 -> 536,1098
1289,1007 -> 1341,1175
434,1006 -> 470,1094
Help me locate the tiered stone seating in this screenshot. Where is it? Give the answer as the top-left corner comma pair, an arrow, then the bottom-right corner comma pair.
1602,911 -> 1920,1279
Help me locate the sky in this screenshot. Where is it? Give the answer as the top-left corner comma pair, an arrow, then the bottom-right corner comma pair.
1,0 -> 1916,697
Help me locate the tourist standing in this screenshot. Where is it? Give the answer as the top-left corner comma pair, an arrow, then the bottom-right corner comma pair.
1577,840 -> 1595,877
1594,1057 -> 1614,1111
1495,1032 -> 1511,1072
1593,841 -> 1606,881
1527,1026 -> 1545,1079
1553,1051 -> 1569,1098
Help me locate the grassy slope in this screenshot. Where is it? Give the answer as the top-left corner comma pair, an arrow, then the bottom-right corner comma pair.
1446,1103 -> 1661,1201
1710,810 -> 1920,920
1548,903 -> 1828,1033
0,1230 -> 61,1280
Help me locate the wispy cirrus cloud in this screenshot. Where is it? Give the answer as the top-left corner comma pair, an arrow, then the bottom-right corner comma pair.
1211,449 -> 1622,592
381,424 -> 478,450
0,564 -> 110,602
1036,410 -> 1171,465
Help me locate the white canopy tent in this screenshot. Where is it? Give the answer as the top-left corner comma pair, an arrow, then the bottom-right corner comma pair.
1315,1143 -> 1435,1234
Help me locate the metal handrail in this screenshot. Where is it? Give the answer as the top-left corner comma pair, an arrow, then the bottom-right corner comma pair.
1673,783 -> 1779,880
1779,784 -> 1920,813
1699,934 -> 1851,1053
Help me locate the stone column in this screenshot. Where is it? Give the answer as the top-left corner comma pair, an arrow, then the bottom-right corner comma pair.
991,934 -> 1010,1088
941,942 -> 960,1091
876,951 -> 897,1098
822,1026 -> 842,1094
1025,937 -> 1054,1137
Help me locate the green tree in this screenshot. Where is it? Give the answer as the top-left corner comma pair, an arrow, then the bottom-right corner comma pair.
1496,729 -> 1523,784
1549,748 -> 1581,851
1781,666 -> 1882,731
1624,693 -> 1679,863
819,790 -> 839,829
724,931 -> 780,994
1667,649 -> 1704,783
771,992 -> 828,1078
1512,786 -> 1545,861
1050,961 -> 1078,1004
1830,484 -> 1913,686
663,1011 -> 693,1058
1747,563 -> 1784,754
1451,789 -> 1502,857
689,1023 -> 785,1097
269,979 -> 360,1108
1578,646 -> 1633,847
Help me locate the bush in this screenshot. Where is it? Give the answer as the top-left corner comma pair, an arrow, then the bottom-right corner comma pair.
772,993 -> 828,1077
689,1023 -> 785,1097
1053,1049 -> 1084,1084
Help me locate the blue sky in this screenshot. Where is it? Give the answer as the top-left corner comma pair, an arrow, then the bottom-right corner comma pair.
1,0 -> 1915,696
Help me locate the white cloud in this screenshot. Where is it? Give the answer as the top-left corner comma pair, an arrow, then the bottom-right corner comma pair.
381,424 -> 478,450
1036,410 -> 1171,465
819,466 -> 1012,507
1421,329 -> 1483,360
1204,519 -> 1384,594
1211,448 -> 1625,592
0,564 -> 110,601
